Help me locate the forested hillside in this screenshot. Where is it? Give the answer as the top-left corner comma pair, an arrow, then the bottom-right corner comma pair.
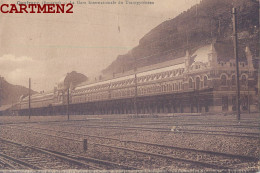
102,0 -> 259,75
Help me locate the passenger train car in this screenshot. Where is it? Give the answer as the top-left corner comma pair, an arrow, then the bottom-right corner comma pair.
18,43 -> 258,116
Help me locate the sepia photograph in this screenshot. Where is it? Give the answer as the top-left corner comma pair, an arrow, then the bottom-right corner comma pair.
0,0 -> 259,172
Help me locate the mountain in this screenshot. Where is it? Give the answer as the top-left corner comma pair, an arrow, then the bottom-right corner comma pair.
62,71 -> 88,90
0,76 -> 37,106
102,0 -> 259,75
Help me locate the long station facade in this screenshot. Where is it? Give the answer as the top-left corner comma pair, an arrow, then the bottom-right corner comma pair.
18,42 -> 258,116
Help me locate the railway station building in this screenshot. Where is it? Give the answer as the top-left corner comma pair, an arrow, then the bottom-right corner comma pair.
18,41 -> 259,116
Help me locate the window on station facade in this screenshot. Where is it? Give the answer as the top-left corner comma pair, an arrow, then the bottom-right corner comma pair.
169,84 -> 172,91
221,75 -> 227,86
241,75 -> 247,86
231,75 -> 236,86
163,85 -> 166,92
222,96 -> 228,111
189,78 -> 193,88
204,76 -> 208,87
196,77 -> 200,90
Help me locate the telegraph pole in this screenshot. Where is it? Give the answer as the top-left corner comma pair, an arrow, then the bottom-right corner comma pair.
29,78 -> 31,119
232,8 -> 241,121
67,87 -> 70,120
247,61 -> 250,114
132,51 -> 138,116
0,77 -> 2,107
134,73 -> 138,116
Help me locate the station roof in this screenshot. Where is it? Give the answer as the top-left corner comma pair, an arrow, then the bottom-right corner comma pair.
192,44 -> 212,63
76,57 -> 185,90
0,104 -> 12,111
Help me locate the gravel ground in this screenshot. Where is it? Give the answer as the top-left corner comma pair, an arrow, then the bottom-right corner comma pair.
0,113 -> 259,171
21,121 -> 259,158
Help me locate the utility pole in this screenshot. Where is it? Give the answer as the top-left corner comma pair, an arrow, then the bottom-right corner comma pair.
0,77 -> 2,107
133,51 -> 138,116
29,78 -> 31,119
134,73 -> 138,116
67,87 -> 70,120
247,61 -> 250,114
218,19 -> 221,36
186,30 -> 189,48
11,100 -> 13,115
232,8 -> 241,121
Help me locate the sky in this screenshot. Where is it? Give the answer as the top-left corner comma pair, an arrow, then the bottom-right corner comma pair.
0,0 -> 199,91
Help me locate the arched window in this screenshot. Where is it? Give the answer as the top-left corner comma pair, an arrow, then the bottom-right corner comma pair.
189,78 -> 193,88
196,77 -> 200,90
163,85 -> 166,92
231,75 -> 236,86
204,76 -> 208,87
241,75 -> 247,85
166,84 -> 170,91
221,75 -> 227,86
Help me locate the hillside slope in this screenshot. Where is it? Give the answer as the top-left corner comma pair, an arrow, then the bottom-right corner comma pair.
0,76 -> 37,106
102,0 -> 259,75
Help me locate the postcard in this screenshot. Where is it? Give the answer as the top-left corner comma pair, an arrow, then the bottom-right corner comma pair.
0,0 -> 259,172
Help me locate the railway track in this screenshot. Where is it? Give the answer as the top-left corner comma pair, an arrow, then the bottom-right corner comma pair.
0,156 -> 19,169
1,114 -> 259,127
28,116 -> 258,131
0,137 -> 138,170
0,138 -> 102,170
41,122 -> 259,139
7,118 -> 256,137
48,118 -> 260,128
2,124 -> 259,170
